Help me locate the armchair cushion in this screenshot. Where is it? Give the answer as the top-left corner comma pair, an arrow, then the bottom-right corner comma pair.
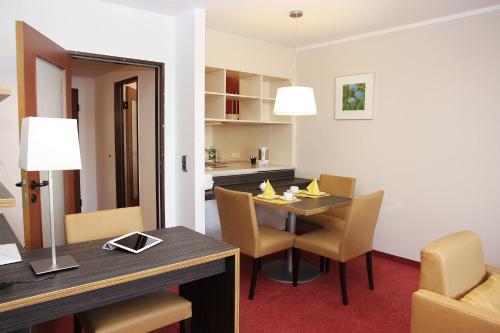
461,273 -> 500,315
420,231 -> 486,299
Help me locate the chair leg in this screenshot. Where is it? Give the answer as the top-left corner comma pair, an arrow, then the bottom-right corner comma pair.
284,249 -> 288,260
292,248 -> 301,286
366,251 -> 374,290
325,258 -> 330,273
258,257 -> 262,270
74,315 -> 82,333
320,256 -> 325,272
339,262 -> 348,305
249,258 -> 259,300
180,317 -> 192,333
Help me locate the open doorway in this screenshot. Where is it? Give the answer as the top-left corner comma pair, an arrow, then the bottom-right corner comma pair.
71,54 -> 164,231
115,77 -> 140,208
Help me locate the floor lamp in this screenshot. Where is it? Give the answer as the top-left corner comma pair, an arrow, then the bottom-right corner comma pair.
19,117 -> 82,275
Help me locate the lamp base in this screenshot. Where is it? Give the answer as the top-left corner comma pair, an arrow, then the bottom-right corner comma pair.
30,255 -> 79,275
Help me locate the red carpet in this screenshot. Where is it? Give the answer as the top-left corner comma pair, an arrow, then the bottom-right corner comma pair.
50,253 -> 418,333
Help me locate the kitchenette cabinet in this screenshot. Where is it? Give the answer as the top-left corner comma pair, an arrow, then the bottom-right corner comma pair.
204,66 -> 297,238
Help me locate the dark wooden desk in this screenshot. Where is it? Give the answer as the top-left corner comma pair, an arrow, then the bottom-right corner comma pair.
0,216 -> 240,333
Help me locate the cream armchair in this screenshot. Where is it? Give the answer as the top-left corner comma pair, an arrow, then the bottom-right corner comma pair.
411,231 -> 500,333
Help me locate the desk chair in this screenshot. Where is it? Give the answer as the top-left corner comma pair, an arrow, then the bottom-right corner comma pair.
214,187 -> 295,299
65,207 -> 192,333
293,191 -> 384,305
296,174 -> 356,272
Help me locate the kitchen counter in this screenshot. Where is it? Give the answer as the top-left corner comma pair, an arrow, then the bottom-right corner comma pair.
205,168 -> 310,200
205,162 -> 295,177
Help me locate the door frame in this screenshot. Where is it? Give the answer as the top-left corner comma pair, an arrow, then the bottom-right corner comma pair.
114,76 -> 140,209
70,51 -> 165,229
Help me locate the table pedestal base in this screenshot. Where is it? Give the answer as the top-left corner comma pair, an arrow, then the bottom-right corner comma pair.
261,259 -> 320,284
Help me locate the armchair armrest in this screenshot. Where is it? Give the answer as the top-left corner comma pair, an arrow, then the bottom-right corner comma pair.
411,289 -> 500,333
486,265 -> 500,276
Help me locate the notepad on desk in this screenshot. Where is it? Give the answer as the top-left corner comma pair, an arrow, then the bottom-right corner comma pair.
0,243 -> 22,266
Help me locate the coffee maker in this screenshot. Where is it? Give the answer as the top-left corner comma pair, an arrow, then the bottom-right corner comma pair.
258,147 -> 269,166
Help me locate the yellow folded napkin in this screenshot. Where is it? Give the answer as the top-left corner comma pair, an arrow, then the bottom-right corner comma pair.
262,179 -> 276,198
307,178 -> 320,195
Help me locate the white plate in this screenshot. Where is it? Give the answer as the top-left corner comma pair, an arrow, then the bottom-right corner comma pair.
257,194 -> 280,199
279,196 -> 297,201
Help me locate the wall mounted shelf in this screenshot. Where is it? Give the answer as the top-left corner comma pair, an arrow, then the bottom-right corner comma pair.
205,118 -> 292,125
204,67 -> 293,125
0,85 -> 12,102
0,182 -> 15,208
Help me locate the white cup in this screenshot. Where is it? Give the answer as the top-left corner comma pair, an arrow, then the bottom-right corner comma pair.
283,191 -> 294,201
259,182 -> 266,191
290,186 -> 299,194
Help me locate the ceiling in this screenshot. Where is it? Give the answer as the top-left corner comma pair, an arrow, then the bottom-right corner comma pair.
71,59 -> 150,78
100,0 -> 500,47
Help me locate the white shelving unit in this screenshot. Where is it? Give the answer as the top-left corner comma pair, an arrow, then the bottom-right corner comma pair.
204,67 -> 292,124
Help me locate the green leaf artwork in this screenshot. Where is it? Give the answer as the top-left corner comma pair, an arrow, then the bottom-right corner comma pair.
342,83 -> 366,111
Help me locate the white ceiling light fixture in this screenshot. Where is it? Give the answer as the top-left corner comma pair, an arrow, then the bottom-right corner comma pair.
274,10 -> 317,116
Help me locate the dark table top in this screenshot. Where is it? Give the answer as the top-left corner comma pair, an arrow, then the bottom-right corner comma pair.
0,223 -> 237,313
252,190 -> 352,216
206,177 -> 311,200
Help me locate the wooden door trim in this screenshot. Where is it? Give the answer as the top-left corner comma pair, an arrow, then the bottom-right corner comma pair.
114,76 -> 138,208
71,51 -> 166,229
16,21 -> 76,249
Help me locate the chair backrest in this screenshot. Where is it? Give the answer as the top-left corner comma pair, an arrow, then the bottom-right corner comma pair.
214,187 -> 259,258
339,191 -> 384,261
419,231 -> 486,299
319,174 -> 356,219
65,206 -> 144,244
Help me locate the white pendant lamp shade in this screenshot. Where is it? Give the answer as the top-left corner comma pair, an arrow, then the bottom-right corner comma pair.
19,117 -> 82,171
273,86 -> 317,116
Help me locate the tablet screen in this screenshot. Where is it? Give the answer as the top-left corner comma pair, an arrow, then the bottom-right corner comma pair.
113,233 -> 159,251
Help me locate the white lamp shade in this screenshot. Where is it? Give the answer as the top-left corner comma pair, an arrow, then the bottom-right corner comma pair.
273,86 -> 317,116
19,117 -> 82,171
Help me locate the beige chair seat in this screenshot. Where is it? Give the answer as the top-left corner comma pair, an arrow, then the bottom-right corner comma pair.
78,290 -> 191,333
294,224 -> 343,261
259,225 -> 295,257
298,213 -> 346,229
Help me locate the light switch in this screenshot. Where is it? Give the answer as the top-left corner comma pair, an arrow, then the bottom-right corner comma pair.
182,155 -> 187,172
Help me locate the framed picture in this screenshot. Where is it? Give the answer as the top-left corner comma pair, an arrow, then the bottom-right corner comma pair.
335,73 -> 375,120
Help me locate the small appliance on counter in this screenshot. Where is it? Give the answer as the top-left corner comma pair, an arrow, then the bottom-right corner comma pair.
258,147 -> 269,166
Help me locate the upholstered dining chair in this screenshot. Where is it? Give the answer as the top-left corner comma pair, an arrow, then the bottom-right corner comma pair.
292,191 -> 384,305
65,207 -> 192,333
214,186 -> 295,300
296,174 -> 356,272
411,231 -> 500,333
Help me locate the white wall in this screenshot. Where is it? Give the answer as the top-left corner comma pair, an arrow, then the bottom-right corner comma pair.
72,77 -> 98,212
206,29 -> 296,78
0,0 -> 178,244
174,8 -> 206,232
296,10 -> 500,266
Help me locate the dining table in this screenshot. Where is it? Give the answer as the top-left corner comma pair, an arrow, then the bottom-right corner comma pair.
249,184 -> 352,284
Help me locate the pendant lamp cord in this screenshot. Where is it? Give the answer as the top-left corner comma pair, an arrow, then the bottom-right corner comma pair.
289,14 -> 299,86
